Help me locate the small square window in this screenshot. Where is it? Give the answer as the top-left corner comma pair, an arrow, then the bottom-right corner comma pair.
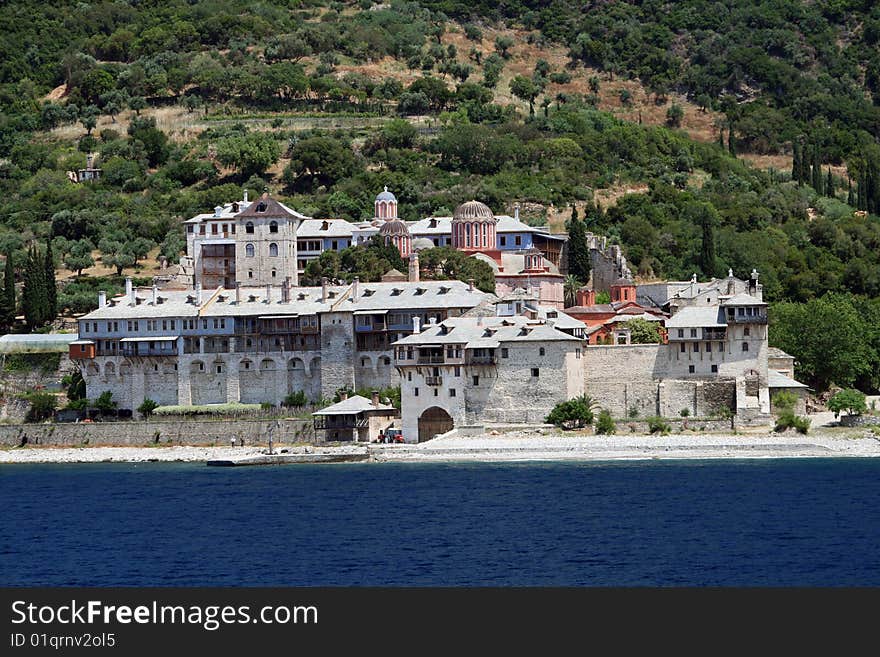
742,342 -> 749,352
680,343 -> 686,353
531,368 -> 539,377
414,388 -> 419,397
688,365 -> 695,373
711,365 -> 718,373
449,389 -> 456,397
472,375 -> 479,386
693,343 -> 699,352
501,348 -> 508,358
539,347 -> 545,356
433,389 -> 438,396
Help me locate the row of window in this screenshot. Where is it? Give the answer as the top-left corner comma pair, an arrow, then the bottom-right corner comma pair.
688,364 -> 719,374
677,341 -> 750,353
81,318 -> 227,334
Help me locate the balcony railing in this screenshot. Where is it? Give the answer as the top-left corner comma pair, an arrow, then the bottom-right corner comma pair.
417,356 -> 445,364
702,328 -> 727,340
468,356 -> 497,365
425,376 -> 443,386
313,416 -> 368,430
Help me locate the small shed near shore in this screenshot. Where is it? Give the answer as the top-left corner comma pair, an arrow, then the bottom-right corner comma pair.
312,392 -> 397,442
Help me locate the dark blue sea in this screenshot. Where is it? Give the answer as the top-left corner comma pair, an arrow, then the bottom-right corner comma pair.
2,459 -> 879,586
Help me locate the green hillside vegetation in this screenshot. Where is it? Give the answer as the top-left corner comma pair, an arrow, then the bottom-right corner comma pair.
0,1 -> 878,392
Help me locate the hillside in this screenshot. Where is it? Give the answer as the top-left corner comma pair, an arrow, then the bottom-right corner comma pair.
0,1 -> 878,332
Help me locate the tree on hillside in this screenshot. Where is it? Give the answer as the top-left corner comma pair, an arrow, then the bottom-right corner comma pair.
494,35 -> 514,59
0,253 -> 16,329
44,240 -> 57,319
215,132 -> 280,178
509,75 -> 540,116
22,245 -> 50,331
284,136 -> 358,191
63,240 -> 95,276
567,216 -> 591,284
99,241 -> 135,276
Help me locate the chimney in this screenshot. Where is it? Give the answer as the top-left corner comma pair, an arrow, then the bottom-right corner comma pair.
281,276 -> 291,304
514,202 -> 520,221
408,251 -> 420,283
467,278 -> 474,292
371,390 -> 379,407
340,390 -> 348,401
243,189 -> 248,203
87,153 -> 93,169
235,281 -> 241,305
321,277 -> 328,303
97,290 -> 106,309
352,276 -> 359,301
125,277 -> 134,306
265,283 -> 272,304
195,283 -> 202,306
412,316 -> 421,334
151,284 -> 158,305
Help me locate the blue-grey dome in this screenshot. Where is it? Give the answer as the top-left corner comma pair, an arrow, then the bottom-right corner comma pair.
376,186 -> 397,202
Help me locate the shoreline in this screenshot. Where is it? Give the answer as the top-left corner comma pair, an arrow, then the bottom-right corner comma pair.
2,431 -> 879,464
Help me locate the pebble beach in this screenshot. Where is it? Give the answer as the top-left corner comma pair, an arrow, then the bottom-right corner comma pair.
2,428 -> 879,464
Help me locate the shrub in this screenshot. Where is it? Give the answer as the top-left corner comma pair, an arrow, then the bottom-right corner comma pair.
772,390 -> 798,413
827,389 -> 867,418
65,398 -> 89,410
137,398 -> 159,418
546,395 -> 598,430
595,409 -> 616,435
647,416 -> 671,434
679,408 -> 690,417
283,391 -> 308,408
153,403 -> 263,416
92,391 -> 117,412
775,410 -> 811,434
628,406 -> 639,419
260,402 -> 274,410
24,391 -> 57,422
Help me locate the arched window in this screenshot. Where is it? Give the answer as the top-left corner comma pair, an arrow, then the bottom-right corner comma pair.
245,221 -> 254,234
269,243 -> 278,257
245,243 -> 255,257
269,221 -> 278,233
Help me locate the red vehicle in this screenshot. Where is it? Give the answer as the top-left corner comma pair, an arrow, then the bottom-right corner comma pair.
384,429 -> 405,443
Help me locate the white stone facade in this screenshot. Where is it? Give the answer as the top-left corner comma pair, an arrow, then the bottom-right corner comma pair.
394,315 -> 586,443
73,280 -> 490,413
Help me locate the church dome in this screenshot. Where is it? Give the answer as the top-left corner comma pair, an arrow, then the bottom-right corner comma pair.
379,218 -> 410,237
376,186 -> 397,202
453,199 -> 496,223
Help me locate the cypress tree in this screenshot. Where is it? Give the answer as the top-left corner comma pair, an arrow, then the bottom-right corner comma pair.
791,141 -> 801,183
44,240 -> 57,320
567,217 -> 591,284
570,203 -> 578,222
698,205 -> 717,278
22,246 -> 45,331
717,127 -> 724,149
847,176 -> 855,206
727,126 -> 736,156
0,252 -> 15,329
799,142 -> 811,183
811,148 -> 822,195
825,168 -> 834,199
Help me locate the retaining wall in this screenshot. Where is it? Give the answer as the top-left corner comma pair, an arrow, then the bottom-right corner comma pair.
0,418 -> 315,447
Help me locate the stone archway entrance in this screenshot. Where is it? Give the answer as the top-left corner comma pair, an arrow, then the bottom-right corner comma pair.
418,407 -> 454,442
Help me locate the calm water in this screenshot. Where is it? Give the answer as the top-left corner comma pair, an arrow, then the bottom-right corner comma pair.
1,459 -> 879,586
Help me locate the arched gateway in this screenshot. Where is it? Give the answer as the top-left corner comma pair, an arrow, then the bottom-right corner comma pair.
418,407 -> 454,443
